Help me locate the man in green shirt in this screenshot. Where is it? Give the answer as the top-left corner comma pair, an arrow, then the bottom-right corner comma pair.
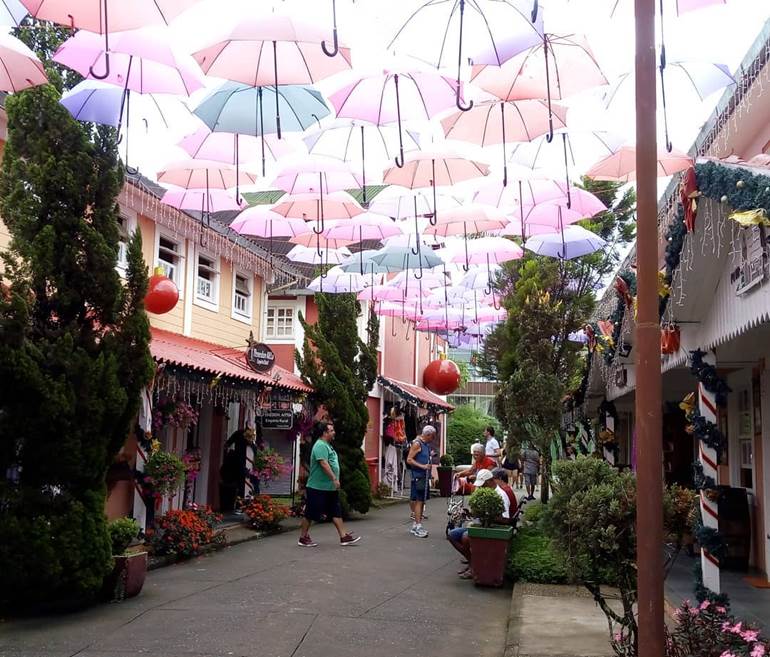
298,420 -> 361,547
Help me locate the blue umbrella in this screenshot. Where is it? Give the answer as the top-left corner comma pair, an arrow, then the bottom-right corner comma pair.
193,82 -> 330,176
369,245 -> 443,280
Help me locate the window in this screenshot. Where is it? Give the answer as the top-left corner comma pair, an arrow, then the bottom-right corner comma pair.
195,253 -> 219,307
117,215 -> 130,270
157,235 -> 183,286
232,272 -> 253,321
266,305 -> 295,339
734,225 -> 767,295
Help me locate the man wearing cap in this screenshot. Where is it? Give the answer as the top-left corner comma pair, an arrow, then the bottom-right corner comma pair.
446,468 -> 510,579
406,425 -> 436,538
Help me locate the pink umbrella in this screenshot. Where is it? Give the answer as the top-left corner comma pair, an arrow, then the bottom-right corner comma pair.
157,159 -> 258,190
272,157 -> 366,195
230,206 -> 309,256
161,187 -> 245,213
329,64 -> 459,167
474,177 -> 606,218
192,12 -> 352,138
290,231 -> 355,258
470,34 -> 607,141
54,27 -> 203,95
357,284 -> 429,303
323,214 -> 404,243
441,99 -> 568,185
286,244 -> 351,265
272,190 -> 364,235
21,0 -> 200,78
0,31 -> 47,92
586,145 -> 693,182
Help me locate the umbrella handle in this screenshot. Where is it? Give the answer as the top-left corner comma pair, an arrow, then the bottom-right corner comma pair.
463,222 -> 470,271
430,166 -> 438,225
492,293 -> 501,311
501,102 -> 508,187
455,0 -> 473,112
321,0 -> 339,57
90,51 -> 111,80
543,35 -> 554,142
531,0 -> 539,22
273,41 -> 282,139
456,85 -> 473,112
414,265 -> 423,280
90,5 -> 111,80
411,197 -> 420,255
659,65 -> 674,152
403,317 -> 411,341
393,74 -> 405,168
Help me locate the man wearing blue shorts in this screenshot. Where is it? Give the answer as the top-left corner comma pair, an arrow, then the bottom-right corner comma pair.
406,425 -> 436,538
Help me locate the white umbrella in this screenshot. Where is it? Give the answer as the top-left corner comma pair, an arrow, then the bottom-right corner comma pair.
524,225 -> 607,259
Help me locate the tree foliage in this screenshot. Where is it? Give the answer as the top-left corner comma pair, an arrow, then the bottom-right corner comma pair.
0,81 -> 153,610
446,404 -> 499,466
296,294 -> 379,514
479,178 -> 636,501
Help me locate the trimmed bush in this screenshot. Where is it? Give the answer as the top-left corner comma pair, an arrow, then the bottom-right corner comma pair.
507,525 -> 568,584
469,486 -> 504,527
108,517 -> 139,555
522,500 -> 545,526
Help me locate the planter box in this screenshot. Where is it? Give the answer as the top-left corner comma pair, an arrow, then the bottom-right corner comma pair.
468,525 -> 513,587
437,467 -> 453,497
104,552 -> 148,601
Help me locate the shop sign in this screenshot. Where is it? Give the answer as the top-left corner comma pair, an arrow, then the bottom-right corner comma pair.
246,332 -> 275,372
260,409 -> 294,430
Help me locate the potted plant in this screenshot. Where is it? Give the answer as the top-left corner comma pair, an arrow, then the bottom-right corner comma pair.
103,517 -> 147,601
144,450 -> 186,503
437,454 -> 455,497
467,487 -> 513,587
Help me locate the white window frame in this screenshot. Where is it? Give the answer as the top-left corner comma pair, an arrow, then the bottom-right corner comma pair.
154,231 -> 185,297
116,210 -> 137,276
264,302 -> 298,342
231,270 -> 254,324
194,251 -> 220,311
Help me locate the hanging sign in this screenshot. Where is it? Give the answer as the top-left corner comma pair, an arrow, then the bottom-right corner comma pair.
260,409 -> 294,430
246,332 -> 275,372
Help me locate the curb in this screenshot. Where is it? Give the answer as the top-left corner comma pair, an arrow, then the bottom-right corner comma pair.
505,583 -> 524,657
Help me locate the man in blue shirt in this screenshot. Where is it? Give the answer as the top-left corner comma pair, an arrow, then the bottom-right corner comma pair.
406,425 -> 436,538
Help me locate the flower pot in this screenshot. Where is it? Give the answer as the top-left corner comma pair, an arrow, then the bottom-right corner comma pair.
103,552 -> 148,601
437,467 -> 453,497
468,525 -> 513,587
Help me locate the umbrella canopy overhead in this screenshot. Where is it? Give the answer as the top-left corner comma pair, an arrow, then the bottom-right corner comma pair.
161,187 -> 246,213
156,159 -> 259,189
524,224 -> 607,259
586,145 -> 693,181
0,31 -> 47,92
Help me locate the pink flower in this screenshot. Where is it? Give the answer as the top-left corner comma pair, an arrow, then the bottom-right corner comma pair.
720,652 -> 737,657
613,632 -> 622,642
741,630 -> 760,643
699,600 -> 711,610
751,644 -> 766,657
716,606 -> 727,614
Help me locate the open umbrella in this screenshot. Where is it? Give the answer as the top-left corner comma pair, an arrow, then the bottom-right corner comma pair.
193,81 -> 330,175
309,267 -> 370,294
323,213 -> 404,243
524,224 -> 607,259
0,31 -> 47,92
441,99 -> 568,185
272,190 -> 364,234
387,0 -> 544,111
303,120 -> 420,205
0,0 -> 26,26
161,187 -> 246,213
191,12 -> 352,139
286,244 -> 351,265
370,244 -> 444,279
230,206 -> 309,256
272,156 -> 366,195
586,145 -> 692,181
367,186 -> 463,221
470,34 -> 607,141
329,64 -> 459,167
21,0 -> 200,78
474,177 -> 607,216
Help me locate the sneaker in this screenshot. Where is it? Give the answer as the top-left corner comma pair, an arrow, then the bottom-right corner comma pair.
298,535 -> 318,547
412,525 -> 429,538
458,569 -> 474,580
340,533 -> 361,546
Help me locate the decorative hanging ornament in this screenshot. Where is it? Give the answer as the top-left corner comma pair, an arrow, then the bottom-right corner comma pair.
720,195 -> 729,204
736,179 -> 745,189
679,166 -> 700,233
145,267 -> 179,314
423,355 -> 461,396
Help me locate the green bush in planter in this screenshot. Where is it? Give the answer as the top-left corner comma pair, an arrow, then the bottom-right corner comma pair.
108,517 -> 139,555
507,525 -> 568,584
468,487 -> 504,527
439,454 -> 454,467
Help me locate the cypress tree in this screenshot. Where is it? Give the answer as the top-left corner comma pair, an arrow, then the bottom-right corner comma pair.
296,294 -> 379,514
0,78 -> 153,608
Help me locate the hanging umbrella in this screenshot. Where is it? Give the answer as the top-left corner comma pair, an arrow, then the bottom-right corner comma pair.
230,206 -> 309,256
53,27 -> 204,95
0,31 -> 47,92
441,99 -> 568,185
446,236 -> 523,266
272,190 -> 364,234
309,267 -> 370,294
328,64 -> 459,167
179,126 -> 295,171
21,0 -> 200,78
357,284 -> 429,302
161,187 -> 246,213
272,156 -> 367,195
0,0 -> 26,26
323,213 -> 404,243
524,224 -> 607,259
193,81 -> 330,175
586,145 -> 692,182
303,120 -> 420,204
369,244 -> 444,279
286,244 -> 351,265
459,263 -> 502,290
474,177 -> 607,217
191,12 -> 352,139
290,232 -> 355,250
367,186 -> 463,221
470,34 -> 607,141
387,0 -> 544,111
339,249 -> 396,274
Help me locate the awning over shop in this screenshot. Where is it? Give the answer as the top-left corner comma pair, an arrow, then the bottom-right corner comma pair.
150,328 -> 312,394
377,376 -> 454,413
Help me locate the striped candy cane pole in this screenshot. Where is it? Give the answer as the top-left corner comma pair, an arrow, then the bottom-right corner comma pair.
603,412 -> 616,466
698,358 -> 721,595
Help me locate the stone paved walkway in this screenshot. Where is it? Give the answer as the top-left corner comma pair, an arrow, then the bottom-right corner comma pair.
1,502 -> 511,657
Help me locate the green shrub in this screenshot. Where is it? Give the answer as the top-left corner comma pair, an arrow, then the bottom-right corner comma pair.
144,451 -> 186,497
522,500 -> 545,526
469,487 -> 504,527
447,405 -> 499,466
108,517 -> 139,555
439,454 -> 454,467
507,525 -> 568,584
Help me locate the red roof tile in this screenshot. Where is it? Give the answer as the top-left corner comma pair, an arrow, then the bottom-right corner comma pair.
150,328 -> 312,394
378,376 -> 454,411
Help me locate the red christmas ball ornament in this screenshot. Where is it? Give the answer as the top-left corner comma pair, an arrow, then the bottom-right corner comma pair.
145,267 -> 179,314
423,357 -> 461,396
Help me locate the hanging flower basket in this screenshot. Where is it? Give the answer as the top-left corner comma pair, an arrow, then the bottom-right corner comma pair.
144,450 -> 186,498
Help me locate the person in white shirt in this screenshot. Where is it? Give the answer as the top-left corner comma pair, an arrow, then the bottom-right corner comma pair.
484,426 -> 501,464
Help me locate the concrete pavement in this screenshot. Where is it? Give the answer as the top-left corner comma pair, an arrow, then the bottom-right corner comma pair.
1,502 -> 511,657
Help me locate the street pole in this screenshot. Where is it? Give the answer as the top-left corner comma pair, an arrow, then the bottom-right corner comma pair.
635,0 -> 664,656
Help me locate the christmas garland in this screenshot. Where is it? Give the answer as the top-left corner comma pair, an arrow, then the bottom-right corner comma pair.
692,462 -> 716,491
690,349 -> 732,407
687,411 -> 727,462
